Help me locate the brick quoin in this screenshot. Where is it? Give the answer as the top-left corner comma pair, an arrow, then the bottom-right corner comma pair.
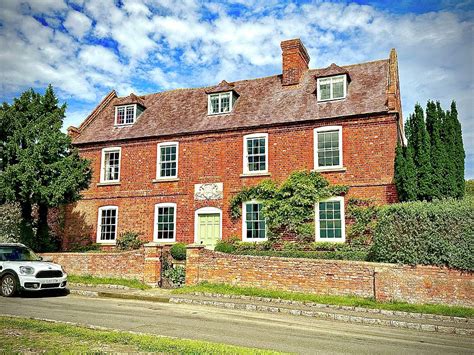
63,113 -> 399,248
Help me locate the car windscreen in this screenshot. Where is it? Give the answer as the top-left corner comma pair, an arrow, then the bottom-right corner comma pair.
0,246 -> 41,261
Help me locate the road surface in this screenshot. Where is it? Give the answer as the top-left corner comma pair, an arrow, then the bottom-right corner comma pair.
1,292 -> 472,354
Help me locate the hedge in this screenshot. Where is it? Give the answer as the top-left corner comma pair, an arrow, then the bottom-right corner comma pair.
370,197 -> 474,270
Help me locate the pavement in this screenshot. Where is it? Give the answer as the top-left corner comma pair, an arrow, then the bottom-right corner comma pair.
1,288 -> 473,354
68,283 -> 474,336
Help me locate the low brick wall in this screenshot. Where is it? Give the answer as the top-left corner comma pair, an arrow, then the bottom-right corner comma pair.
41,243 -> 169,285
186,246 -> 474,307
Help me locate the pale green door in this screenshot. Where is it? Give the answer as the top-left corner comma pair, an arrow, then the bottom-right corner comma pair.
197,213 -> 221,249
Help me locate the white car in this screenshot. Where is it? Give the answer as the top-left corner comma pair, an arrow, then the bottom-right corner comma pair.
0,243 -> 67,297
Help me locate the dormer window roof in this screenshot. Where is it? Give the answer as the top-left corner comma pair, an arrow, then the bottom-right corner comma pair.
206,80 -> 239,115
114,93 -> 146,126
315,64 -> 350,102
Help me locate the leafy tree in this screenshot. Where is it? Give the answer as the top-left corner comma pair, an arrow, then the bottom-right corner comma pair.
0,86 -> 91,251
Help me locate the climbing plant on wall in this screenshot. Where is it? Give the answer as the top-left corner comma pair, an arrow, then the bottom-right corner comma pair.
229,171 -> 348,241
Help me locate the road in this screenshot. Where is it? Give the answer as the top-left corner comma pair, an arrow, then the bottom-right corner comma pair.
1,292 -> 472,354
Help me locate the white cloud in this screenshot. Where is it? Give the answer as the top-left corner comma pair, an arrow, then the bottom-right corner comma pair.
1,0 -> 472,176
64,10 -> 92,39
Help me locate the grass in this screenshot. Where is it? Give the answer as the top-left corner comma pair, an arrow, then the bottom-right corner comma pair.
173,282 -> 474,318
0,316 -> 281,354
68,274 -> 152,290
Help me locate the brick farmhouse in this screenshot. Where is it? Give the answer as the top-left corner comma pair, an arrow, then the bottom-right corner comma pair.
64,38 -> 404,249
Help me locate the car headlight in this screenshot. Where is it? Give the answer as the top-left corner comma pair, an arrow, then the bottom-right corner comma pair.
19,266 -> 35,275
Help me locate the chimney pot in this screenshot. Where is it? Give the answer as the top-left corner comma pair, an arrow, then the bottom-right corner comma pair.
281,38 -> 310,86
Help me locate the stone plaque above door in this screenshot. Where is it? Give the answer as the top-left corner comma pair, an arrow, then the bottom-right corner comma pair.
194,183 -> 223,200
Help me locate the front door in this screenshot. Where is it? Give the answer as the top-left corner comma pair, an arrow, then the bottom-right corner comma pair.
196,213 -> 221,249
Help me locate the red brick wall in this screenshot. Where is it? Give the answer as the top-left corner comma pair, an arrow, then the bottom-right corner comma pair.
41,249 -> 145,281
64,114 -> 398,247
186,247 -> 474,307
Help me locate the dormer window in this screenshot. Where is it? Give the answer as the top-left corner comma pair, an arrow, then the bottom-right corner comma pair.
317,75 -> 347,101
115,104 -> 137,125
208,92 -> 236,115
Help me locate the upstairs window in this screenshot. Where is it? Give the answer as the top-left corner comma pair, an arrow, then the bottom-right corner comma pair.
157,142 -> 178,179
314,126 -> 343,170
115,104 -> 136,125
100,147 -> 121,183
208,92 -> 235,115
243,133 -> 268,174
97,206 -> 118,244
317,75 -> 347,101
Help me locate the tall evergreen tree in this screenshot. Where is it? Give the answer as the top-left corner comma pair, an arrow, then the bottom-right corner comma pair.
394,144 -> 417,201
426,101 -> 448,199
409,104 -> 433,200
0,85 -> 91,251
449,101 -> 465,198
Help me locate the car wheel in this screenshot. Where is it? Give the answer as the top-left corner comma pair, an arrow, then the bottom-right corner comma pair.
1,274 -> 18,297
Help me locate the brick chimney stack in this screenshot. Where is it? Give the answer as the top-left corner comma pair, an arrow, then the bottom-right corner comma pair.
281,38 -> 310,86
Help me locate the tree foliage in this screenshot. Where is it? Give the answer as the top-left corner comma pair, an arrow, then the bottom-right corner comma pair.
395,100 -> 465,202
229,170 -> 348,240
0,85 -> 91,251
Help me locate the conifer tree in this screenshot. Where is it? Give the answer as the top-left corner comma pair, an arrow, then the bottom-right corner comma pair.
0,85 -> 91,251
449,101 -> 465,198
409,104 -> 433,200
394,144 -> 417,201
426,101 -> 448,199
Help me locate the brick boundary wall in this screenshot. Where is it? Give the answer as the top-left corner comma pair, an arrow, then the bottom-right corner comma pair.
186,246 -> 474,307
41,243 -> 170,286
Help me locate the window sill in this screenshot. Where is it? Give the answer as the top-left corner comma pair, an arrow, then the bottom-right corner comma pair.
240,172 -> 271,178
312,167 -> 347,173
97,182 -> 121,186
152,178 -> 180,183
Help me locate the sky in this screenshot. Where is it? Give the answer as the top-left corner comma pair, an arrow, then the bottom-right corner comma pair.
1,0 -> 473,177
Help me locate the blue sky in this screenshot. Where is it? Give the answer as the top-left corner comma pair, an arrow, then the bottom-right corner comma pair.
1,0 -> 473,177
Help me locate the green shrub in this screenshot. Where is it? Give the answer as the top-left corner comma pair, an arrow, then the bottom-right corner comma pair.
69,243 -> 101,252
466,180 -> 474,197
214,240 -> 236,253
163,265 -> 186,288
346,198 -> 379,247
116,231 -> 143,251
232,250 -> 368,261
370,198 -> 474,270
170,243 -> 187,260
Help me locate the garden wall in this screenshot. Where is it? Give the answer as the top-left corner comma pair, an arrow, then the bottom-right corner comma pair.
186,246 -> 474,307
41,243 -> 168,285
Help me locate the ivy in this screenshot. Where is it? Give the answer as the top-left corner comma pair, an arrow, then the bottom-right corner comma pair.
229,170 -> 348,239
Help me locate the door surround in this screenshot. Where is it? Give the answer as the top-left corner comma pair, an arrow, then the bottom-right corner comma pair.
194,207 -> 223,245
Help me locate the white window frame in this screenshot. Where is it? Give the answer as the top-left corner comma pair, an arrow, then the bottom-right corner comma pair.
156,142 -> 179,180
96,206 -> 119,244
153,203 -> 177,242
243,133 -> 269,175
315,196 -> 345,243
194,207 -> 223,244
314,126 -> 343,170
100,147 -> 121,183
115,104 -> 137,126
207,91 -> 234,115
317,75 -> 347,102
242,200 -> 268,242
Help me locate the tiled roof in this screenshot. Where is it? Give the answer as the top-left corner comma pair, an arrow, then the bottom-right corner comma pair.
316,63 -> 350,79
72,59 -> 391,145
205,80 -> 237,94
114,93 -> 146,107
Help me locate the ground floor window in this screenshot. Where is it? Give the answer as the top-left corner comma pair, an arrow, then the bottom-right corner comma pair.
97,206 -> 118,243
154,203 -> 176,241
243,201 -> 267,241
315,196 -> 345,242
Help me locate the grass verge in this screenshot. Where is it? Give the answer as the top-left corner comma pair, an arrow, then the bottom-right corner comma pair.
0,316 -> 281,354
173,282 -> 474,318
68,274 -> 151,290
